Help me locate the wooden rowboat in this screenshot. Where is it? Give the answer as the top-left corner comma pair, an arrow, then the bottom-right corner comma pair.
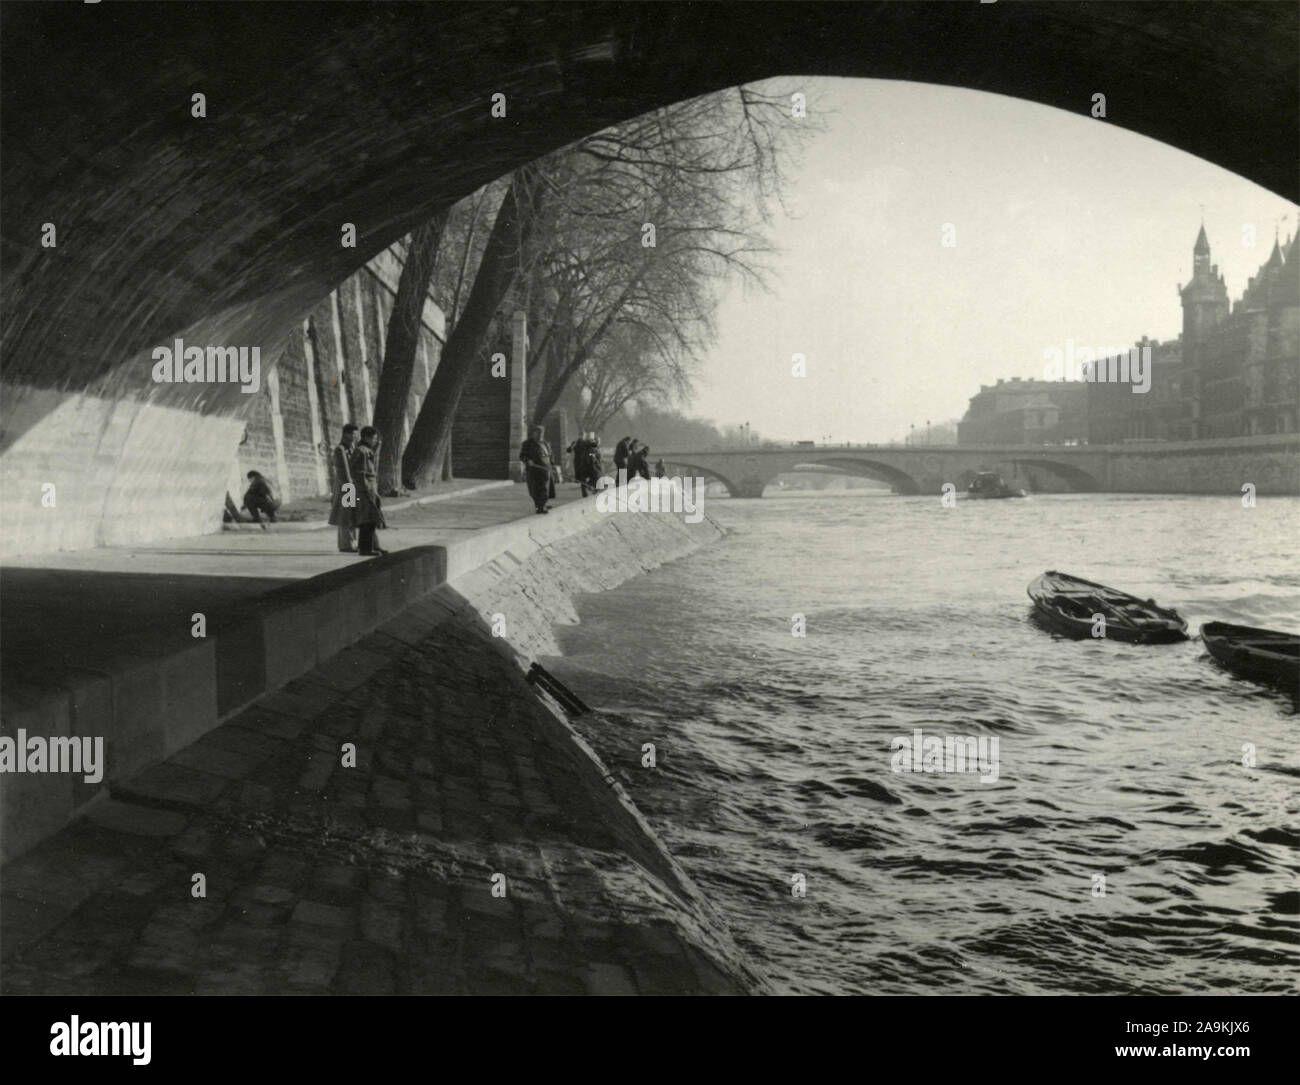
1027,570 -> 1188,643
1200,622 -> 1300,696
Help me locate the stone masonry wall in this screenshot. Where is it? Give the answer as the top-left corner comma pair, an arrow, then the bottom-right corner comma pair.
236,251 -> 447,505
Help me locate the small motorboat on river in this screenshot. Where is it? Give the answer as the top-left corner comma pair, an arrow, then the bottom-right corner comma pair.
966,471 -> 1027,499
1200,622 -> 1300,696
1027,570 -> 1188,643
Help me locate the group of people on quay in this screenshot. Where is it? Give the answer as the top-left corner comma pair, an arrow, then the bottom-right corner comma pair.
327,423 -> 389,555
235,422 -> 388,556
518,429 -> 668,515
612,436 -> 667,485
244,421 -> 671,544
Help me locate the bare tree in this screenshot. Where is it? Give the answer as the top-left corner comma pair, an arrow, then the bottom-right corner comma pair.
522,83 -> 808,428
400,164 -> 545,489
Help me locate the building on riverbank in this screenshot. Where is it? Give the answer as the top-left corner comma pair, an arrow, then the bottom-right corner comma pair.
957,227 -> 1299,446
957,379 -> 1088,445
1181,228 -> 1299,439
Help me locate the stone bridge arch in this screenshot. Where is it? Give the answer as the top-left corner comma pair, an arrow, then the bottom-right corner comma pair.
1005,457 -> 1103,493
3,1 -> 1294,421
796,457 -> 924,495
657,458 -> 749,498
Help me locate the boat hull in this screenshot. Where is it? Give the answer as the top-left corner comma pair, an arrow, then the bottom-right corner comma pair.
1027,570 -> 1188,643
1201,622 -> 1300,696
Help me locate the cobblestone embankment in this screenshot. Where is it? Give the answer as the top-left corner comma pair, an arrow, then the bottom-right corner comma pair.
1,506 -> 766,994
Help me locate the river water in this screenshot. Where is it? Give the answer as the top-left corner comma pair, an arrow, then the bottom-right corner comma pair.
547,491 -> 1300,995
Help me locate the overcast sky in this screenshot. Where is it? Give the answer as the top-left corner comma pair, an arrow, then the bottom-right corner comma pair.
688,77 -> 1297,444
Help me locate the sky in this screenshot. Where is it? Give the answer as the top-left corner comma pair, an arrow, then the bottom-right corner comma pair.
687,77 -> 1298,444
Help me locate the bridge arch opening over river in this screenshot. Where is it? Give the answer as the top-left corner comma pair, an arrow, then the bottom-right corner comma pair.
792,459 -> 924,496
1006,458 -> 1103,493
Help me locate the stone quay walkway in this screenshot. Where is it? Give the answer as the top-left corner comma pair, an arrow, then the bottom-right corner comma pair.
1,480 -> 580,702
1,480 -> 763,995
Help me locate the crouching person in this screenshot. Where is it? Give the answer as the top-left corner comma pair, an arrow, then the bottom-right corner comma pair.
242,471 -> 281,527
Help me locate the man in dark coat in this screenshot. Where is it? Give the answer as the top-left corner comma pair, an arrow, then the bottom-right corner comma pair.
566,431 -> 602,497
564,433 -> 589,491
520,425 -> 555,514
328,422 -> 358,552
348,426 -> 388,555
613,436 -> 632,486
627,440 -> 651,481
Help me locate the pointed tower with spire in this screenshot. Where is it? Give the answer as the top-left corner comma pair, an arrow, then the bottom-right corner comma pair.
1265,228 -> 1284,270
1193,222 -> 1211,265
1178,223 -> 1231,438
1181,222 -> 1229,345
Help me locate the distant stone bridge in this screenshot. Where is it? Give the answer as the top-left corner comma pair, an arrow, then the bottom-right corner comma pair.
658,434 -> 1300,497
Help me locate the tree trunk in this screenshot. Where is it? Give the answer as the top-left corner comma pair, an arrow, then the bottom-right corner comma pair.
373,212 -> 448,493
531,346 -> 589,426
401,166 -> 544,489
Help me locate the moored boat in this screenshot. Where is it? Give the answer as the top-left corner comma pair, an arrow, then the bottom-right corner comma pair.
966,471 -> 1027,499
1200,622 -> 1300,696
1027,570 -> 1188,643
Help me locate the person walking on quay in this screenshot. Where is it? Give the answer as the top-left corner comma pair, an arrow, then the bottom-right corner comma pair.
520,424 -> 556,514
242,470 -> 281,527
328,422 -> 358,553
349,426 -> 388,556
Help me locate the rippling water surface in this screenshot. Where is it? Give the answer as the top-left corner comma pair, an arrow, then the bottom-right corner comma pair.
547,491 -> 1300,994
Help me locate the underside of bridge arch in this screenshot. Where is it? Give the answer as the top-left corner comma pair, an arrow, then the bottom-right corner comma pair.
804,459 -> 924,495
659,461 -> 746,499
1008,459 -> 1102,493
1,1 -> 1293,547
779,464 -> 892,487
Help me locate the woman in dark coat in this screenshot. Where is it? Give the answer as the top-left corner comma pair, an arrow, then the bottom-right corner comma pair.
519,425 -> 555,514
348,426 -> 388,556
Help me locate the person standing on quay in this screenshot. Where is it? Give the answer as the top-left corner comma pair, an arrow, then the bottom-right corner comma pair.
613,436 -> 632,486
328,422 -> 358,552
565,432 -> 589,491
520,425 -> 555,514
627,440 -> 651,481
583,431 -> 604,495
349,426 -> 388,556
